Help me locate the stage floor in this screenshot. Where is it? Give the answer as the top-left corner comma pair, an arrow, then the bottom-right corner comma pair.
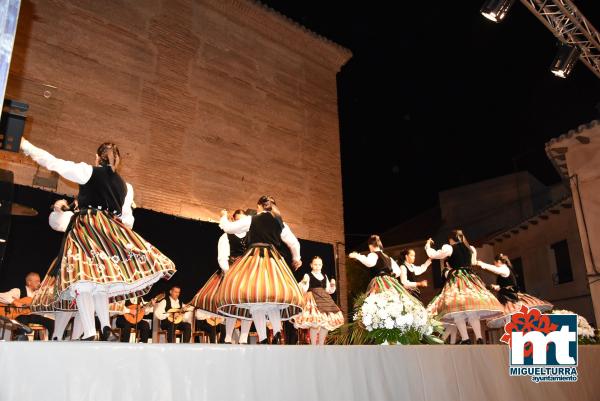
0,342 -> 597,401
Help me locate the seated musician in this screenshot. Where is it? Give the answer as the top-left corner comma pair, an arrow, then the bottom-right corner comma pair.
114,297 -> 155,343
155,286 -> 191,343
0,272 -> 55,338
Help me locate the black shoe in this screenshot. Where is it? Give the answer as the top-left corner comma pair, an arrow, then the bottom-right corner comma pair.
100,326 -> 111,341
272,332 -> 281,345
476,338 -> 484,345
52,337 -> 58,341
458,339 -> 472,345
259,338 -> 269,344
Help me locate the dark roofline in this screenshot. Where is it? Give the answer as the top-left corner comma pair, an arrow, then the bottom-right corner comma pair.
477,195 -> 573,247
545,120 -> 599,180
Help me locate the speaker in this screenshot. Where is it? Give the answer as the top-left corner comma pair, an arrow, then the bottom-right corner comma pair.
0,99 -> 28,152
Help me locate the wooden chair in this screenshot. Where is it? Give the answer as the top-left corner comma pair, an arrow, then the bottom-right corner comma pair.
157,328 -> 184,343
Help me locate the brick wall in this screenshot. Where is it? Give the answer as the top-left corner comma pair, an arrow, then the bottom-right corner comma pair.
1,0 -> 351,314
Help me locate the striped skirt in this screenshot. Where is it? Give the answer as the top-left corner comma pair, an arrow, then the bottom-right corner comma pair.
366,274 -> 426,311
216,244 -> 304,321
427,268 -> 503,322
189,270 -> 225,319
293,288 -> 344,331
31,259 -> 74,312
487,292 -> 553,328
31,209 -> 176,312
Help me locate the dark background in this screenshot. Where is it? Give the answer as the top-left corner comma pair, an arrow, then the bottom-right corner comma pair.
0,185 -> 337,303
261,1 -> 600,248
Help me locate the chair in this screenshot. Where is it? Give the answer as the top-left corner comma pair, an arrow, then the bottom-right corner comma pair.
157,328 -> 184,343
25,323 -> 48,341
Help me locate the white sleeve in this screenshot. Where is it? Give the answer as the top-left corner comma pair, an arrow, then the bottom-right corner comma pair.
479,261 -> 510,277
281,223 -> 301,262
354,252 -> 379,268
326,276 -> 336,295
49,210 -> 74,232
412,259 -> 431,276
154,299 -> 167,320
0,288 -> 20,304
299,274 -> 310,293
425,243 -> 453,260
391,259 -> 401,277
470,246 -> 477,266
219,214 -> 251,235
120,183 -> 135,229
217,233 -> 230,272
20,139 -> 93,185
399,264 -> 417,289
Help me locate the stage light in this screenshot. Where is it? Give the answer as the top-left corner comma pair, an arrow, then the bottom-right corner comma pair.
550,43 -> 580,78
480,0 -> 516,23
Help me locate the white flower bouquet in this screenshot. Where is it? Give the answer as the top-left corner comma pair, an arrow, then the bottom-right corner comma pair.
353,290 -> 440,344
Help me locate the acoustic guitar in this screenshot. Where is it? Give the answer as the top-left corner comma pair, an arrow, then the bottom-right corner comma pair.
166,304 -> 194,325
204,316 -> 242,329
123,293 -> 164,324
0,297 -> 33,320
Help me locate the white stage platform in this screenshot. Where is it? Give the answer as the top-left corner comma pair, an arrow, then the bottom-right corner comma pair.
0,342 -> 598,401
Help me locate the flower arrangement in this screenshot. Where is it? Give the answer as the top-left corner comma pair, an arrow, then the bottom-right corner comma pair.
353,290 -> 441,345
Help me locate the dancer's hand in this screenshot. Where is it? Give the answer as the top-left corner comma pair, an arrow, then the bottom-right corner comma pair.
292,260 -> 302,270
425,238 -> 434,247
330,279 -> 336,286
418,280 -> 428,288
348,252 -> 359,259
220,209 -> 228,218
53,199 -> 69,212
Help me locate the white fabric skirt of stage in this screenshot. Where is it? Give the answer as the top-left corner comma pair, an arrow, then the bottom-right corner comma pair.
0,342 -> 598,401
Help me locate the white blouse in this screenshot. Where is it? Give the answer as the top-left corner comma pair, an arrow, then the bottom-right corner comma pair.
425,242 -> 478,266
23,140 -> 135,228
478,261 -> 510,278
218,212 -> 301,262
217,232 -> 247,271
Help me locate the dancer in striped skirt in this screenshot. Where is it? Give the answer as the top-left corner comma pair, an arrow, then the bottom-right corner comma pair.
21,139 -> 176,340
190,209 -> 252,343
477,253 -> 552,329
349,235 -> 425,309
294,256 -> 344,345
217,196 -> 304,344
425,230 -> 503,344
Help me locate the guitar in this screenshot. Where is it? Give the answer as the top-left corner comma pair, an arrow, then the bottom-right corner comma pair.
0,297 -> 32,320
204,316 -> 242,328
166,304 -> 194,324
123,294 -> 164,324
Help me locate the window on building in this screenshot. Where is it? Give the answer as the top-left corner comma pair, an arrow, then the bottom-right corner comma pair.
551,240 -> 573,284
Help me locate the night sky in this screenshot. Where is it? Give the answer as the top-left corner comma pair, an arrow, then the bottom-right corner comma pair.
261,1 -> 600,248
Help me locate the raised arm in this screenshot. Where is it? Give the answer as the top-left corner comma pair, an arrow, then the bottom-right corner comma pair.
218,212 -> 251,235
477,261 -> 510,277
20,139 -> 93,185
412,259 -> 432,276
349,252 -> 378,267
425,243 -> 453,260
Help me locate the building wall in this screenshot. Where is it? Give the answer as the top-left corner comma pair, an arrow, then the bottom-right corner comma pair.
0,0 -> 351,313
489,206 -> 594,324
